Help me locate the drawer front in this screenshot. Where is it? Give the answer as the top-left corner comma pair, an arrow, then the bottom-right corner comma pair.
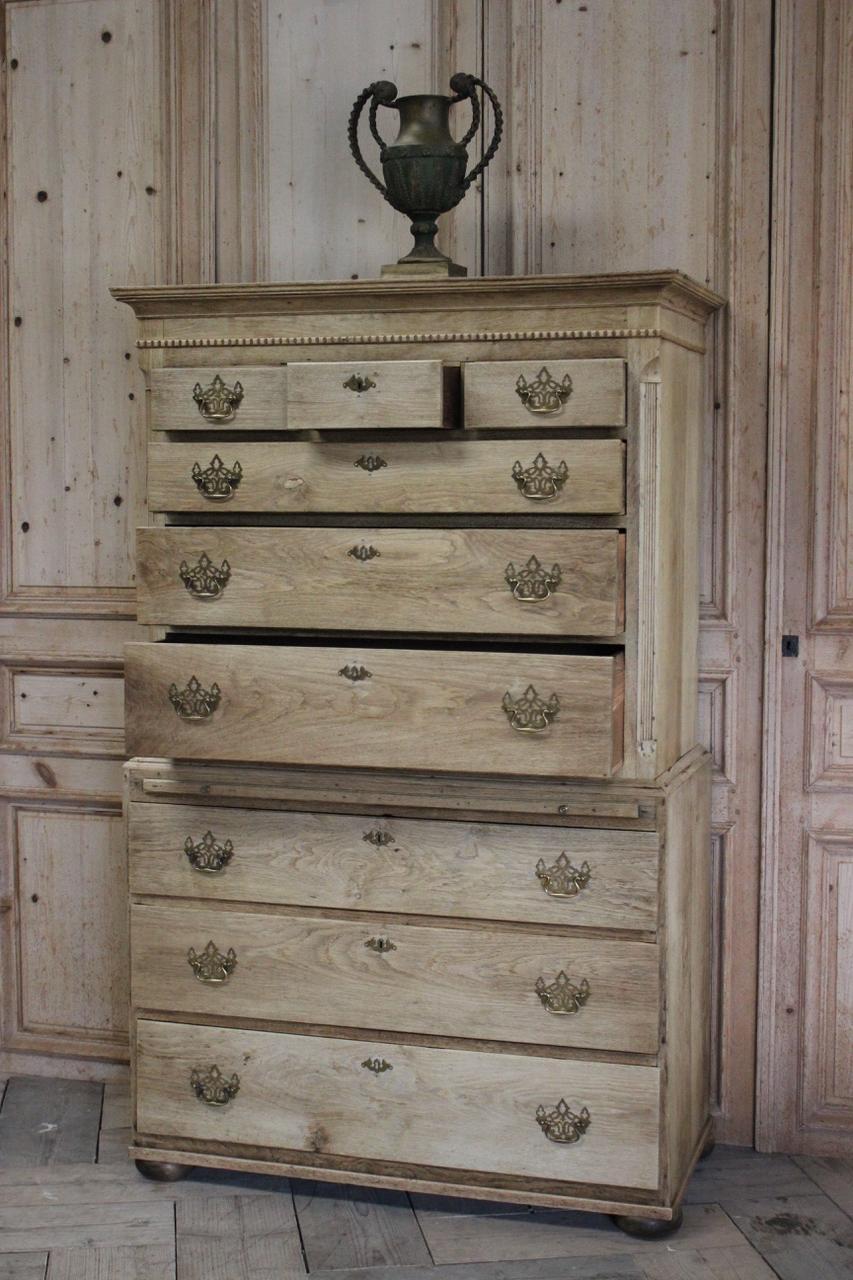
287,360 -> 456,429
464,359 -> 626,428
136,1019 -> 661,1189
129,805 -> 660,932
147,438 -> 626,515
124,643 -> 624,778
131,904 -> 659,1053
150,367 -> 287,431
137,527 -> 625,638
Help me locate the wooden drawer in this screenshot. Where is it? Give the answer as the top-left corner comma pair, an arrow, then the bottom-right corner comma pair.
129,805 -> 660,932
287,360 -> 457,429
150,367 -> 287,431
464,359 -> 626,428
124,643 -> 624,778
131,903 -> 659,1053
136,527 -> 625,638
136,1019 -> 661,1189
147,438 -> 626,514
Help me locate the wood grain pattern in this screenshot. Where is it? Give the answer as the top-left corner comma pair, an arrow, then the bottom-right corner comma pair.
290,1180 -> 431,1272
0,1077 -> 102,1168
130,902 -> 660,1053
146,437 -> 627,515
128,803 -> 660,931
149,366 -> 287,431
286,360 -> 456,430
136,526 -> 625,638
175,1193 -> 306,1279
135,1019 -> 661,1189
45,1245 -> 175,1280
124,642 -> 624,778
464,359 -> 626,428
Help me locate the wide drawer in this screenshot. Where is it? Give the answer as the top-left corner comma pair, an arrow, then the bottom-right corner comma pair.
150,367 -> 287,431
136,1020 -> 661,1188
124,643 -> 624,777
464,359 -> 626,428
129,805 -> 660,932
136,527 -> 625,637
287,360 -> 457,429
147,438 -> 626,514
131,903 -> 659,1053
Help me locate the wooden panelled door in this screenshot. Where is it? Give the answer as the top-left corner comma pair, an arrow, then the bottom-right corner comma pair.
1,0 -> 849,1155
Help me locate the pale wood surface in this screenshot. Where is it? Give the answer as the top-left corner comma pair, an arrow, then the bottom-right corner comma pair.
130,903 -> 659,1053
0,1258 -> 47,1280
136,1019 -> 662,1189
291,1180 -> 431,1272
149,367 -> 287,431
136,526 -> 625,637
175,1194 -> 305,1279
464,360 -> 626,429
147,438 -> 626,516
124,642 -> 624,778
286,361 -> 455,430
45,1245 -> 175,1280
128,804 -> 660,931
0,1078 -> 102,1168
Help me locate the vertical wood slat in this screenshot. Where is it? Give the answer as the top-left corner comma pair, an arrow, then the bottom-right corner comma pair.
163,0 -> 216,284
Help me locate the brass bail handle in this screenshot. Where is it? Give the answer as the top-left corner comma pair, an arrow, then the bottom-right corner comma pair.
347,80 -> 397,197
448,73 -> 504,193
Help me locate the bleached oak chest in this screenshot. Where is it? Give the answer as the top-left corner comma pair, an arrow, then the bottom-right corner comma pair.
116,272 -> 720,1234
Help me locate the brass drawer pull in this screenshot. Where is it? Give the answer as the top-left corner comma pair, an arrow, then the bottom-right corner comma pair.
535,853 -> 591,898
515,367 -> 573,415
190,1064 -> 240,1107
179,552 -> 231,599
365,936 -> 396,953
348,544 -> 380,561
191,454 -> 243,500
187,940 -> 237,984
535,971 -> 591,1015
168,676 -> 221,720
339,664 -> 372,682
502,685 -> 559,733
354,454 -> 387,473
511,452 -> 569,501
535,1099 -> 590,1144
363,829 -> 394,847
343,373 -> 376,393
505,555 -> 562,601
362,1057 -> 393,1074
192,374 -> 244,422
184,831 -> 234,873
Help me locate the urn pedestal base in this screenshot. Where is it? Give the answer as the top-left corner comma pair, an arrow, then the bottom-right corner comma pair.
381,258 -> 467,279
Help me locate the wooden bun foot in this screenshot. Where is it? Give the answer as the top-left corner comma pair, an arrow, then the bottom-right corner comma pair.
612,1209 -> 683,1239
135,1158 -> 191,1182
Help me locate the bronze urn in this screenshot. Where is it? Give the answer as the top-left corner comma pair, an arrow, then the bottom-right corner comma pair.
348,73 -> 502,277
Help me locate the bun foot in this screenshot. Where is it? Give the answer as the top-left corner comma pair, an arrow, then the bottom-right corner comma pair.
135,1158 -> 191,1182
612,1209 -> 683,1239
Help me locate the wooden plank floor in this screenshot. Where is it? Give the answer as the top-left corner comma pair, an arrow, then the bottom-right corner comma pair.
0,1076 -> 851,1279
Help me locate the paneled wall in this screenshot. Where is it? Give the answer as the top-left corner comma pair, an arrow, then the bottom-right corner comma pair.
0,0 -> 846,1154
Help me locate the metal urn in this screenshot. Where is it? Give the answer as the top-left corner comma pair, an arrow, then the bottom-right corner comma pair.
348,73 -> 502,278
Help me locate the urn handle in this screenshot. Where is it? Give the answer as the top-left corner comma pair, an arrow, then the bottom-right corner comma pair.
347,81 -> 397,198
450,73 -> 504,193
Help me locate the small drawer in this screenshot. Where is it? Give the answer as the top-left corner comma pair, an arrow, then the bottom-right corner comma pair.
147,438 -> 626,514
129,805 -> 659,931
286,360 -> 458,429
136,527 -> 625,638
464,359 -> 626,428
131,903 -> 659,1053
149,367 -> 287,431
136,1019 -> 661,1189
124,642 -> 624,778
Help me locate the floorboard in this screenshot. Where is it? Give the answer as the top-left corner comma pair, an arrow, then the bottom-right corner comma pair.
291,1179 -> 433,1272
726,1192 -> 853,1280
0,1202 -> 174,1253
0,1256 -> 48,1280
0,1078 -> 102,1168
795,1157 -> 853,1216
175,1192 -> 306,1279
45,1244 -> 176,1280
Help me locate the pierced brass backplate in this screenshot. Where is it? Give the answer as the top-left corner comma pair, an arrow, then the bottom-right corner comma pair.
535,970 -> 591,1015
354,454 -> 387,473
515,366 -> 573,415
502,685 -> 560,733
535,1098 -> 591,1144
348,544 -> 380,561
168,676 -> 221,720
179,552 -> 231,599
190,1064 -> 240,1106
192,374 -> 244,422
505,555 -> 562,601
187,940 -> 238,984
191,454 -> 243,500
511,452 -> 569,501
365,936 -> 396,953
343,373 -> 377,393
361,1057 -> 393,1074
339,664 -> 372,682
184,831 -> 235,873
363,830 -> 394,847
535,853 -> 591,898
